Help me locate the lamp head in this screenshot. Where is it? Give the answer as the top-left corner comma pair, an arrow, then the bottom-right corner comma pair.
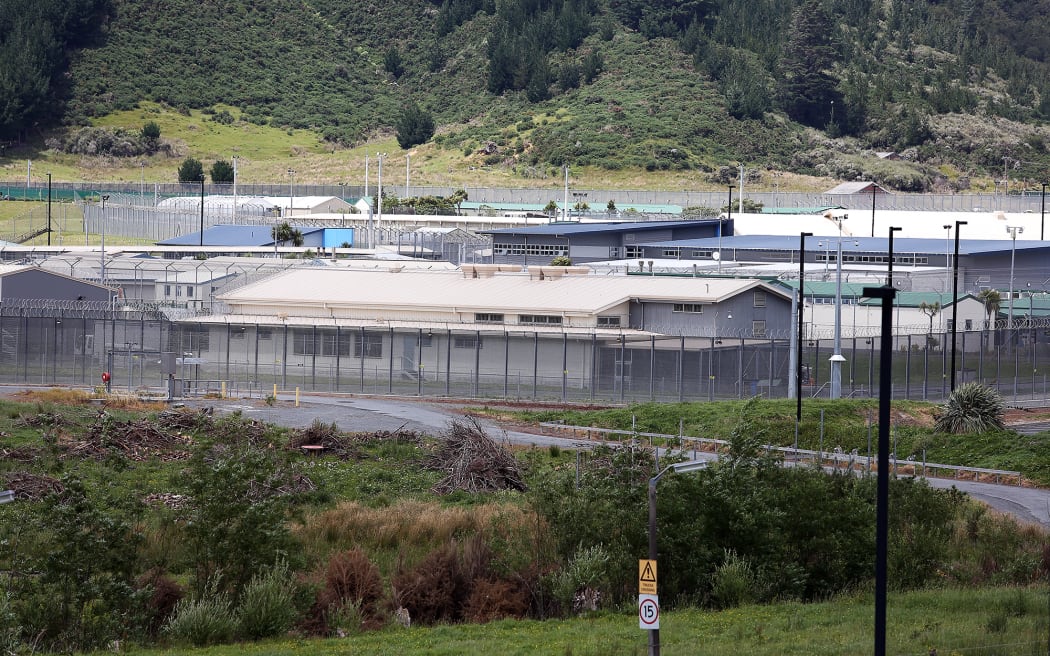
670,460 -> 709,474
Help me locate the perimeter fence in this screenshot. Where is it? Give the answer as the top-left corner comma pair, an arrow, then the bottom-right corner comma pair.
2,301 -> 1049,405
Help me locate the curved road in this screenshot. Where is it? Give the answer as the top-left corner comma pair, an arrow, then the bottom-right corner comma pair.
193,391 -> 1050,530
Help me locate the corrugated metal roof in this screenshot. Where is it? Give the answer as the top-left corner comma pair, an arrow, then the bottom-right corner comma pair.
859,291 -> 971,307
638,234 -> 1050,256
219,268 -> 788,315
480,219 -> 715,236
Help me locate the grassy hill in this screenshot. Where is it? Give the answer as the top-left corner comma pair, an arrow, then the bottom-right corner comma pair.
3,0 -> 1050,191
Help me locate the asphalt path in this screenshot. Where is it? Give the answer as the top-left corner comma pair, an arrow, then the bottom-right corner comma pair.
187,392 -> 1050,529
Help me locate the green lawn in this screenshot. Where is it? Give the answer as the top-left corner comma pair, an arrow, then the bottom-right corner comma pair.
124,587 -> 1048,656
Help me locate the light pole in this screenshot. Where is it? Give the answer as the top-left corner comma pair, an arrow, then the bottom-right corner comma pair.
1006,225 -> 1023,330
1041,182 -> 1046,241
648,459 -> 709,656
942,224 -> 952,293
287,168 -> 295,218
796,232 -> 812,429
100,194 -> 110,285
199,174 -> 205,247
887,226 -> 902,287
46,172 -> 52,246
949,220 -> 967,391
830,213 -> 848,399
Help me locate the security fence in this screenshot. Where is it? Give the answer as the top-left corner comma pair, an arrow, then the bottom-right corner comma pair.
1,301 -> 1049,405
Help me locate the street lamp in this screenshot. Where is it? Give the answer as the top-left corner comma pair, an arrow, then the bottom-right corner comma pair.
829,212 -> 848,399
199,174 -> 205,247
887,226 -> 902,287
648,459 -> 709,656
46,172 -> 52,246
796,232 -> 812,435
949,220 -> 967,391
100,194 -> 110,285
942,224 -> 952,293
287,168 -> 295,218
1006,225 -> 1023,330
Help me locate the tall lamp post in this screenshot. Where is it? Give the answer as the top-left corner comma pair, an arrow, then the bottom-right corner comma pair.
647,459 -> 709,656
199,174 -> 205,247
1006,225 -> 1023,331
286,168 -> 295,218
796,232 -> 812,437
829,213 -> 848,399
100,194 -> 110,285
1041,182 -> 1046,241
942,224 -> 952,293
887,226 -> 902,287
949,220 -> 967,391
46,172 -> 52,246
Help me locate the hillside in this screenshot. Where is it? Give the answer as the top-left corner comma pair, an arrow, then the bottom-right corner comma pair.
3,0 -> 1050,191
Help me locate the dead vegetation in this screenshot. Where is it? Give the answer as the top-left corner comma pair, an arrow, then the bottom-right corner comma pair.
426,417 -> 526,495
4,471 -> 64,500
286,419 -> 423,459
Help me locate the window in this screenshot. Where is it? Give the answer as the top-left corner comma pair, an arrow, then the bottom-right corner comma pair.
662,248 -> 680,258
257,328 -> 272,340
186,286 -> 194,298
230,326 -> 246,340
753,291 -> 766,308
752,320 -> 766,337
318,330 -> 350,356
475,313 -> 505,323
171,326 -> 209,352
419,333 -> 433,347
354,331 -> 383,358
597,316 -> 621,327
609,247 -> 621,258
672,303 -> 703,313
164,284 -> 171,296
964,319 -> 973,331
293,330 -> 317,355
625,246 -> 643,258
691,250 -> 713,258
454,335 -> 482,349
519,314 -> 563,325
491,243 -> 569,257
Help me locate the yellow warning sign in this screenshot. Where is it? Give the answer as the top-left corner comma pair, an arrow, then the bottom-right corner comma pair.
638,559 -> 658,594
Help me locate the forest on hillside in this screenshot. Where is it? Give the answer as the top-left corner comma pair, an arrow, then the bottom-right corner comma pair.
3,0 -> 1050,185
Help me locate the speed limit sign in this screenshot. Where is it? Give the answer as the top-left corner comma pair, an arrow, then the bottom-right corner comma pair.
638,594 -> 660,630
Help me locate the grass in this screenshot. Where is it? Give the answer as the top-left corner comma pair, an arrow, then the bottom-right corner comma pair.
496,397 -> 1050,485
118,586 -> 1050,655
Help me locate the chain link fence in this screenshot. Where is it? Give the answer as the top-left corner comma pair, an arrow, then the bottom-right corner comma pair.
1,301 -> 1048,405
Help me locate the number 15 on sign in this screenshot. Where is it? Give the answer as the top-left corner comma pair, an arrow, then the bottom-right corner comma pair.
639,594 -> 659,630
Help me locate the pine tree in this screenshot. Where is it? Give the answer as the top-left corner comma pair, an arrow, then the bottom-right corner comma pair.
396,101 -> 435,149
777,0 -> 842,129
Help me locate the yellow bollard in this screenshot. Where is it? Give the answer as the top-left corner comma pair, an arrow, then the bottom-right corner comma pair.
221,381 -> 226,399
273,383 -> 277,401
295,387 -> 300,407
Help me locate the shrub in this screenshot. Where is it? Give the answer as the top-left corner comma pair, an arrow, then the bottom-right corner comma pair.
177,157 -> 204,183
303,549 -> 384,636
463,579 -> 529,622
136,568 -> 184,637
237,563 -> 298,640
549,544 -> 611,614
164,591 -> 236,647
392,542 -> 469,625
935,382 -> 1005,434
710,550 -> 756,609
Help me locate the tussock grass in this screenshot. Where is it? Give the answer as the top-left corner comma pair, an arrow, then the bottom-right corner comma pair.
294,500 -> 535,568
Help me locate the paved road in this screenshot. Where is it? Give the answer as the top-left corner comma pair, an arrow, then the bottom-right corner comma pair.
189,392 -> 1050,529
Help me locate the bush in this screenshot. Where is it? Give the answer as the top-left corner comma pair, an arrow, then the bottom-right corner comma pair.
303,549 -> 384,636
392,542 -> 468,625
710,550 -> 756,609
463,579 -> 529,622
137,568 -> 184,637
177,157 -> 204,183
163,590 -> 236,647
237,563 -> 298,640
549,543 -> 612,614
935,383 -> 1005,434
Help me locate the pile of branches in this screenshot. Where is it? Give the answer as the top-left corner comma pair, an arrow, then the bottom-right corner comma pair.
4,472 -> 64,501
247,472 -> 317,501
286,420 -> 361,459
62,415 -> 193,461
0,445 -> 41,462
426,417 -> 526,495
156,407 -> 214,432
142,492 -> 190,510
17,412 -> 65,428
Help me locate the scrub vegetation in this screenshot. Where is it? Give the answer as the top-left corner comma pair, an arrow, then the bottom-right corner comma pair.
0,390 -> 1047,653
